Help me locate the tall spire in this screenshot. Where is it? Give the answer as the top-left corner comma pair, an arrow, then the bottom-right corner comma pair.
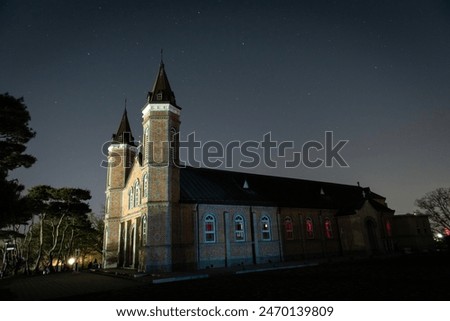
112,108 -> 135,145
147,58 -> 178,107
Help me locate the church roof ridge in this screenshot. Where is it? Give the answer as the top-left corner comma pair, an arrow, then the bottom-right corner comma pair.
179,166 -> 394,212
181,165 -> 361,189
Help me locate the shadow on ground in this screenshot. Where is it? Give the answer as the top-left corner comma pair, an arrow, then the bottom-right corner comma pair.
1,252 -> 449,300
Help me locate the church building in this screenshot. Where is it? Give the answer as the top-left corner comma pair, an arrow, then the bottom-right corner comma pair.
103,62 -> 396,272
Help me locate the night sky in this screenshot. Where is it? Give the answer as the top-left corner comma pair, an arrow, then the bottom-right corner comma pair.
1,0 -> 450,216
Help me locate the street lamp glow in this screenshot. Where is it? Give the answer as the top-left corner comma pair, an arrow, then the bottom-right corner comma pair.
436,233 -> 444,239
68,257 -> 76,265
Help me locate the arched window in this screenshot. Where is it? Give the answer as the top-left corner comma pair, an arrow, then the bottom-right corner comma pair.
142,215 -> 147,246
261,215 -> 271,241
386,220 -> 392,237
134,180 -> 140,207
284,216 -> 294,240
143,173 -> 148,198
324,218 -> 333,239
129,188 -> 134,209
234,215 -> 245,242
170,127 -> 178,165
144,127 -> 149,162
204,214 -> 216,243
306,217 -> 314,239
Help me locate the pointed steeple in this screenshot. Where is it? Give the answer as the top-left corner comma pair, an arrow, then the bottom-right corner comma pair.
112,108 -> 136,145
147,60 -> 178,107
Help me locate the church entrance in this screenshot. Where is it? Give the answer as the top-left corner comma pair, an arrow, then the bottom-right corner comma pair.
119,220 -> 137,269
125,225 -> 136,268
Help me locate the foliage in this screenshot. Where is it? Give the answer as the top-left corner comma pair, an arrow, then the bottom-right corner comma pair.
0,177 -> 33,227
0,93 -> 36,228
416,187 -> 450,235
0,93 -> 36,174
26,185 -> 94,272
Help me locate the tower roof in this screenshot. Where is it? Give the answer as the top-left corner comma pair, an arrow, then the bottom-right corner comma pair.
147,62 -> 178,107
112,108 -> 136,145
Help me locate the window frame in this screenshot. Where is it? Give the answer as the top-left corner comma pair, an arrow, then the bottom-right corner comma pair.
386,220 -> 392,237
143,173 -> 148,198
261,215 -> 272,241
204,214 -> 216,243
142,215 -> 147,246
324,218 -> 333,239
284,216 -> 294,240
170,127 -> 178,165
134,180 -> 140,207
234,214 -> 245,242
129,188 -> 134,209
144,127 -> 149,162
305,217 -> 314,239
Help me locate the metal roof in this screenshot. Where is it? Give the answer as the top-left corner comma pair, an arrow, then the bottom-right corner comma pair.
180,166 -> 393,213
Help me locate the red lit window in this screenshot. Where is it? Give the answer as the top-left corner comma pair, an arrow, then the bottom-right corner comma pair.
444,228 -> 450,236
324,218 -> 333,239
306,217 -> 314,239
386,220 -> 392,237
205,215 -> 216,243
284,217 -> 294,240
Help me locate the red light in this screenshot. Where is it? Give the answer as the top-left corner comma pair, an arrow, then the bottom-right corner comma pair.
386,221 -> 392,236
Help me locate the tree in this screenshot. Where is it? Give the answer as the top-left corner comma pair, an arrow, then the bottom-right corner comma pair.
66,213 -> 103,268
0,93 -> 36,228
416,187 -> 450,235
27,185 -> 91,272
0,177 -> 31,227
0,93 -> 36,174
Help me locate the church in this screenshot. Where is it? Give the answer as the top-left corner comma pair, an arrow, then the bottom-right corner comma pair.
103,62 -> 397,272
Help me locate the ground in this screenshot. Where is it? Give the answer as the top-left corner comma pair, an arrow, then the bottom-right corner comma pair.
1,252 -> 449,300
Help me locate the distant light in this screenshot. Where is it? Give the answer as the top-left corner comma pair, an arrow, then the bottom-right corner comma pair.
436,233 -> 443,239
68,257 -> 76,265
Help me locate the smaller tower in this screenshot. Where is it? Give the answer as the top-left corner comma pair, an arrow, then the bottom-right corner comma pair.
103,109 -> 137,268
